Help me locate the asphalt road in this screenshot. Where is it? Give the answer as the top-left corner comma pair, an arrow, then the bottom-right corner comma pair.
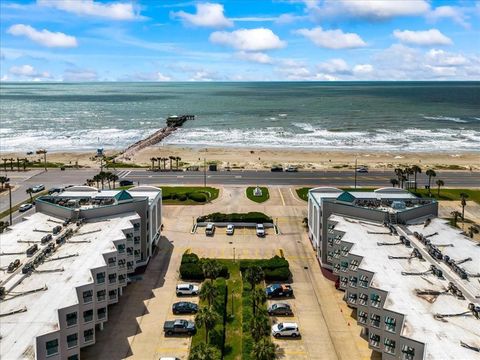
1,168 -> 479,217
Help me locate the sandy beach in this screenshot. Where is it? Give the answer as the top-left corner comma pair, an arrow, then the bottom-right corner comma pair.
1,145 -> 479,171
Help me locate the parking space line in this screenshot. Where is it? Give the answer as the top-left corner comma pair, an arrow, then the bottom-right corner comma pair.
277,187 -> 286,206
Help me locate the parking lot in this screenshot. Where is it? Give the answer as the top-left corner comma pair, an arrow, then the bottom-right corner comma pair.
82,186 -> 375,360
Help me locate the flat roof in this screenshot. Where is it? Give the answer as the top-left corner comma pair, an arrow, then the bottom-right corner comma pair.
331,215 -> 480,360
0,211 -> 140,360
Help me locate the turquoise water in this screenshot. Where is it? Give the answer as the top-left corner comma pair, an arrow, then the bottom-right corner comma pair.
0,82 -> 479,152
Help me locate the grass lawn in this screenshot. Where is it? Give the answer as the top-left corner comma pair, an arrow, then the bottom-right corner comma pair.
411,188 -> 480,204
161,186 -> 219,205
246,187 -> 269,203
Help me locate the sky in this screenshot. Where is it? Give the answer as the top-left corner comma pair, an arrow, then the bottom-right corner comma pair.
1,0 -> 479,81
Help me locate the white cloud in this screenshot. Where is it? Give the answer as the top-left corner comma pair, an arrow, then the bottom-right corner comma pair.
393,29 -> 452,46
171,3 -> 233,28
426,49 -> 467,66
305,0 -> 430,20
189,70 -> 218,81
295,27 -> 366,49
353,64 -> 373,74
156,72 -> 172,81
7,24 -> 77,48
38,0 -> 141,20
63,68 -> 98,81
316,59 -> 374,77
235,51 -> 272,64
210,28 -> 286,51
9,64 -> 51,79
428,6 -> 469,28
317,58 -> 350,74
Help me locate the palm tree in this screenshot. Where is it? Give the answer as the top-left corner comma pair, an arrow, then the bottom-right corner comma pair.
195,306 -> 219,344
2,158 -> 7,172
176,156 -> 181,170
202,259 -> 221,281
150,157 -> 156,170
435,179 -> 444,196
22,158 -> 28,171
9,158 -> 14,171
26,188 -> 34,203
251,337 -> 277,360
460,192 -> 469,221
189,343 -> 221,360
86,178 -> 95,187
169,156 -> 175,170
98,171 -> 107,189
411,165 -> 421,191
468,226 -> 479,239
390,178 -> 399,188
16,158 -> 20,172
425,169 -> 436,195
0,176 -> 7,190
104,171 -> 113,189
110,173 -> 119,189
199,280 -> 218,307
404,167 -> 414,189
450,210 -> 461,227
93,174 -> 100,188
244,266 -> 265,290
394,168 -> 403,186
252,287 -> 266,316
250,314 -> 269,342
156,157 -> 162,171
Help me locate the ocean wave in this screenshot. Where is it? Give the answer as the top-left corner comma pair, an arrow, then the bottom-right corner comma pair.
423,116 -> 468,123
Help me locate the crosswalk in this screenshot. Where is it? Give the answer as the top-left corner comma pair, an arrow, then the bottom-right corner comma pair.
116,170 -> 131,178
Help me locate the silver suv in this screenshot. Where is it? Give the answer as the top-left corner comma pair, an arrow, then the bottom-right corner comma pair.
271,322 -> 300,338
176,283 -> 199,296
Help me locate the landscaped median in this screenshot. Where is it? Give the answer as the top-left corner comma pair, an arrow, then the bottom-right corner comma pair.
180,252 -> 291,360
246,187 -> 270,203
161,186 -> 219,205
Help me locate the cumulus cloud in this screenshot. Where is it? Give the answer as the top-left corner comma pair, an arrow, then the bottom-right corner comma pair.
295,27 -> 366,49
189,70 -> 222,81
38,0 -> 141,20
427,6 -> 470,28
305,0 -> 430,20
9,64 -> 51,79
7,24 -> 77,48
393,29 -> 452,46
210,28 -> 286,51
426,49 -> 467,66
235,51 -> 272,64
353,64 -> 373,74
171,3 -> 233,28
63,68 -> 98,81
317,58 -> 350,74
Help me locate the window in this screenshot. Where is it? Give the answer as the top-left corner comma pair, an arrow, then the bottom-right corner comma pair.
66,312 -> 77,326
333,250 -> 341,259
369,333 -> 380,347
67,333 -> 78,348
84,329 -> 94,342
340,261 -> 348,272
402,345 -> 415,360
327,238 -> 333,247
134,236 -> 140,244
109,289 -> 117,300
127,247 -> 133,256
45,339 -> 59,356
125,233 -> 133,239
349,276 -> 357,287
96,272 -> 105,284
118,274 -> 126,284
133,223 -> 140,230
340,277 -> 348,287
127,261 -> 134,270
359,275 -> 369,288
385,316 -> 397,332
347,293 -> 357,304
118,259 -> 126,269
108,257 -> 116,267
370,293 -> 381,307
358,311 -> 368,324
359,293 -> 368,306
341,246 -> 349,256
333,264 -> 340,273
97,307 -> 107,320
370,313 -> 381,328
97,289 -> 106,301
83,290 -> 93,303
68,355 -> 79,360
108,273 -> 117,284
384,338 -> 396,354
134,249 -> 140,258
118,244 -> 126,253
83,309 -> 93,323
350,259 -> 359,270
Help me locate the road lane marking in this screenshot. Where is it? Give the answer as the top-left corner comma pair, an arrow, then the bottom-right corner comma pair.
278,187 -> 286,206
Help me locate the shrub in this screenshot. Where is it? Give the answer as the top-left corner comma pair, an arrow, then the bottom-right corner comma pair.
180,263 -> 204,280
197,212 -> 273,224
177,193 -> 188,201
264,267 -> 291,281
189,192 -> 208,202
182,253 -> 200,264
239,256 -> 289,272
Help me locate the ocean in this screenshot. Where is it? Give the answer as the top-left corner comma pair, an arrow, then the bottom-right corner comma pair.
0,82 -> 479,153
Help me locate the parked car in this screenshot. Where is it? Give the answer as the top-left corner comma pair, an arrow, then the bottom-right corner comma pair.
48,187 -> 63,195
266,284 -> 293,298
285,166 -> 298,172
31,184 -> 45,193
19,203 -> 33,212
163,319 -> 196,336
256,223 -> 265,237
356,167 -> 368,173
176,283 -> 199,296
119,179 -> 134,186
268,303 -> 293,316
271,165 -> 283,172
271,322 -> 300,338
172,301 -> 198,314
205,223 -> 215,236
226,224 -> 235,235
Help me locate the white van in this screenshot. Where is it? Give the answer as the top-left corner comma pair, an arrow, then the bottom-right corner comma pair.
205,223 -> 215,236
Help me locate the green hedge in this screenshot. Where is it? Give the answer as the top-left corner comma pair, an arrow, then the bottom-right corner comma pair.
210,278 -> 227,351
188,192 -> 208,202
240,256 -> 291,282
264,267 -> 291,281
197,212 -> 273,224
180,253 -> 230,280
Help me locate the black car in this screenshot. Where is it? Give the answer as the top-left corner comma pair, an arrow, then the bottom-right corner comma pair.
268,303 -> 293,316
271,165 -> 283,172
265,284 -> 293,298
119,179 -> 134,186
172,301 -> 198,314
48,187 -> 63,195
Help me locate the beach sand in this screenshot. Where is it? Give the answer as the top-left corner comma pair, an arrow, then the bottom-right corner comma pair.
2,145 -> 479,171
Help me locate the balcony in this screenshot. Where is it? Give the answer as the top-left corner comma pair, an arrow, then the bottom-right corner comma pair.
369,334 -> 380,348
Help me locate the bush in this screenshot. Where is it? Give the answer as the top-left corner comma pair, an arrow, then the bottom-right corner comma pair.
264,267 -> 291,281
189,192 -> 208,202
197,212 -> 273,224
239,256 -> 289,272
177,193 -> 188,201
180,263 -> 204,280
182,253 -> 200,264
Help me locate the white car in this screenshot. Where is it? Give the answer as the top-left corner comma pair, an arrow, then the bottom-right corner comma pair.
205,223 -> 215,236
226,224 -> 234,235
19,203 -> 33,212
271,322 -> 300,338
256,223 -> 265,237
176,283 -> 199,296
31,184 -> 45,193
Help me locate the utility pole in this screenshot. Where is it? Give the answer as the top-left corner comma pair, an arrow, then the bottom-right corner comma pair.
8,185 -> 12,225
203,157 -> 206,188
354,158 -> 357,189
